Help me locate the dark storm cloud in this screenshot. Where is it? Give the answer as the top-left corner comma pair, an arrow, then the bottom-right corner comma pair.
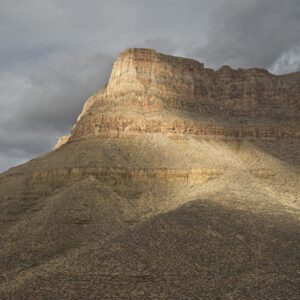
0,0 -> 300,171
0,51 -> 113,171
17,52 -> 113,130
188,0 -> 300,70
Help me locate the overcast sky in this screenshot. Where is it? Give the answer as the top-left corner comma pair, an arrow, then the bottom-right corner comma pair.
0,0 -> 300,172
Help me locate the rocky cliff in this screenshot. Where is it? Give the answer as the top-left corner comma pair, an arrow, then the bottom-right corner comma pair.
107,48 -> 299,117
66,48 -> 300,144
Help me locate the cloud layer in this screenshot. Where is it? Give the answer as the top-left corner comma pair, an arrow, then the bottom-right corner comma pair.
0,0 -> 300,171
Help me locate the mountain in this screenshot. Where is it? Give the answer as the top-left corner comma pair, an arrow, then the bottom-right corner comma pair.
0,48 -> 299,299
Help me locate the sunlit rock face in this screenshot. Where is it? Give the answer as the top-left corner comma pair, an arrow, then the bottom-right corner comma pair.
107,48 -> 205,110
53,135 -> 70,150
107,48 -> 299,116
68,48 -> 299,142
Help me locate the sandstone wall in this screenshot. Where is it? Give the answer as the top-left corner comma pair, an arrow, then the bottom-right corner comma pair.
56,48 -> 300,147
107,48 -> 300,117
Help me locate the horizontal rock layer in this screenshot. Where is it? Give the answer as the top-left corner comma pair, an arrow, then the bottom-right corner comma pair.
17,167 -> 274,189
27,167 -> 225,187
70,113 -> 299,140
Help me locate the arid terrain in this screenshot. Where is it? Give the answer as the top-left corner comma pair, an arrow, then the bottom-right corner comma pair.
0,48 -> 299,299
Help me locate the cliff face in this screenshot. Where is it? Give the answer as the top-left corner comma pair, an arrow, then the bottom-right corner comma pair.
69,48 -> 300,142
107,48 -> 299,116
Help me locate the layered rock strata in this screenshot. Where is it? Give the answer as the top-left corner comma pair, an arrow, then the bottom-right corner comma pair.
70,112 -> 299,140
61,48 -> 299,145
107,49 -> 299,117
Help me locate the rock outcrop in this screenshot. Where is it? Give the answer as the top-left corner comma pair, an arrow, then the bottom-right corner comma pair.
107,48 -> 299,117
62,48 -> 299,144
54,135 -> 70,150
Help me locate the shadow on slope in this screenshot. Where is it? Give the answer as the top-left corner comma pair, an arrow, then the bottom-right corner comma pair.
1,199 -> 299,299
252,138 -> 300,168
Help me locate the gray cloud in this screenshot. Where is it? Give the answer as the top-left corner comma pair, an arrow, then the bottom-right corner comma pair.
0,51 -> 113,171
187,0 -> 300,69
0,0 -> 299,172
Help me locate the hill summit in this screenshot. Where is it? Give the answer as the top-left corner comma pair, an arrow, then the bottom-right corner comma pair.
1,48 -> 300,299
